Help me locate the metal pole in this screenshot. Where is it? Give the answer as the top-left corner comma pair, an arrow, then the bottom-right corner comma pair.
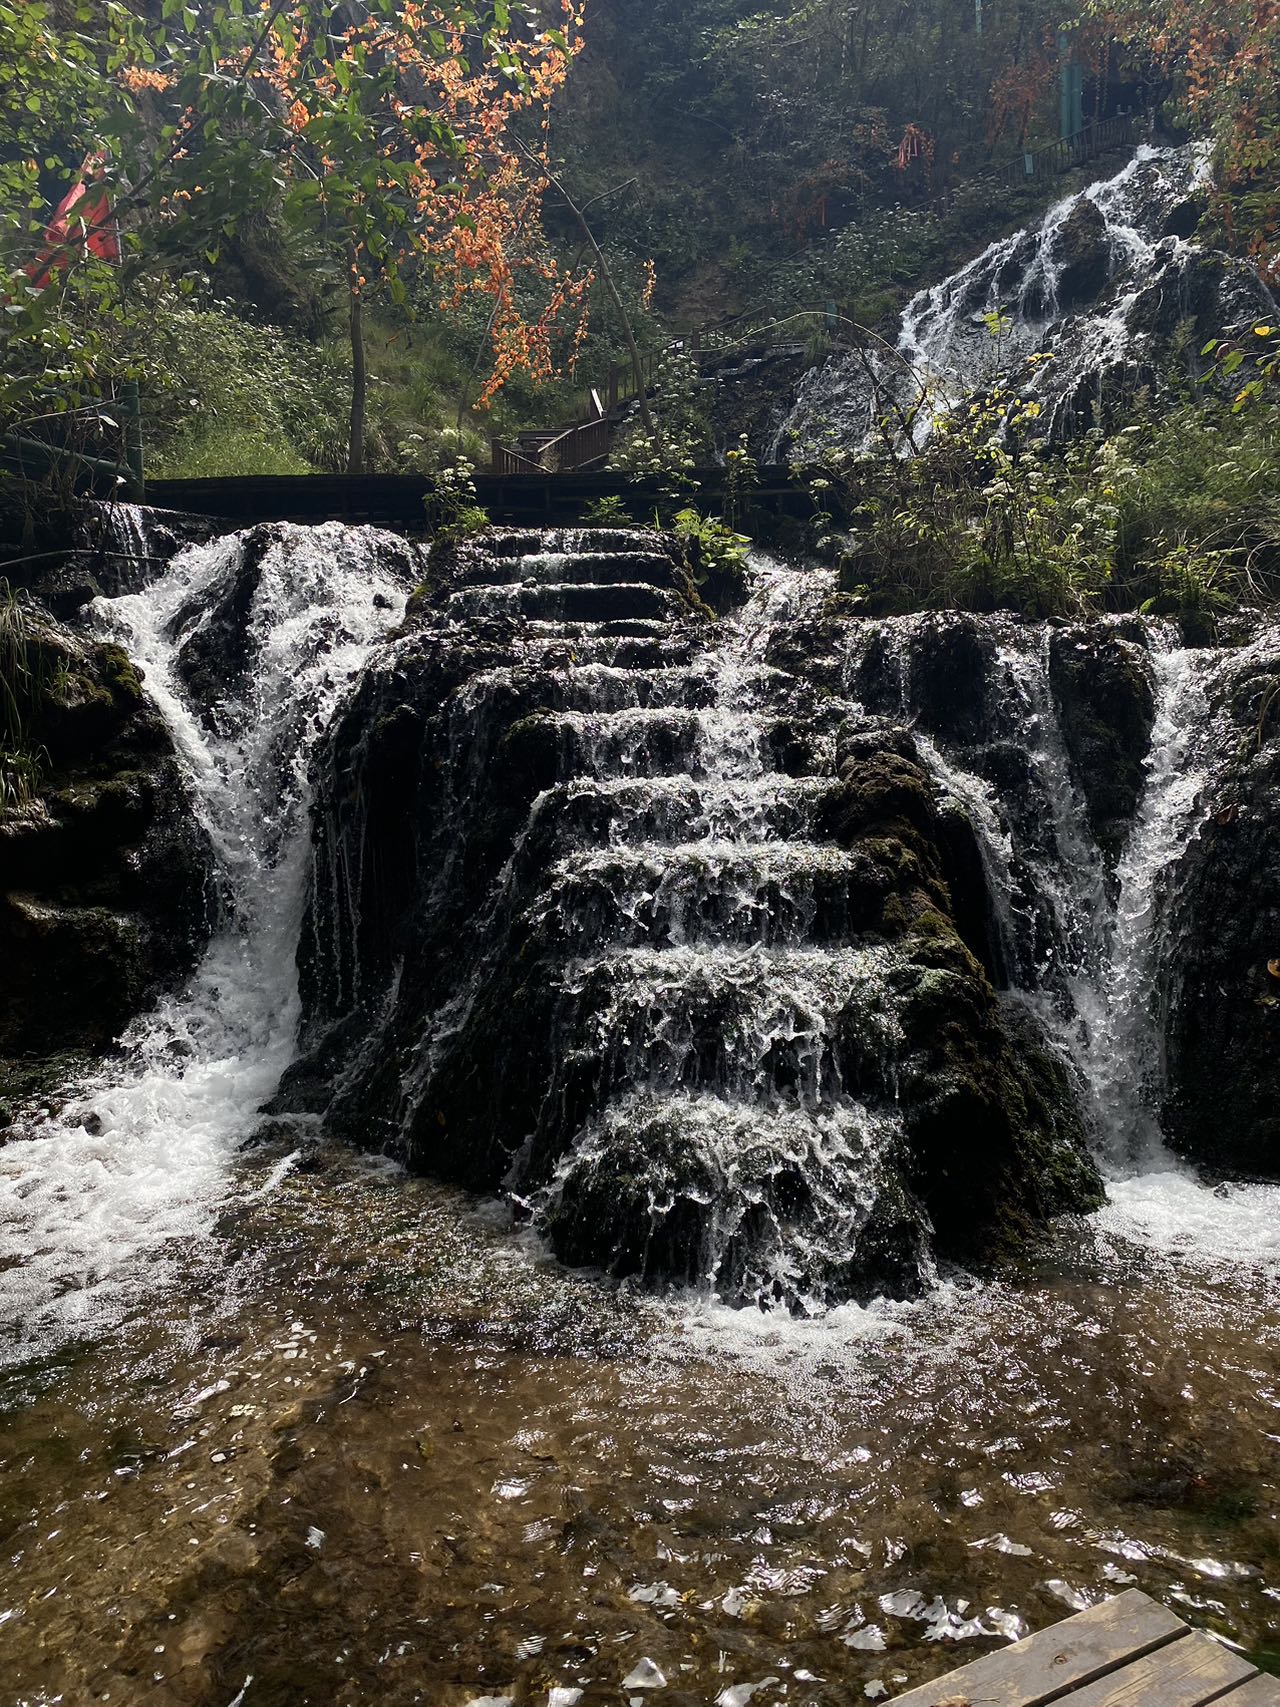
121,379 -> 144,500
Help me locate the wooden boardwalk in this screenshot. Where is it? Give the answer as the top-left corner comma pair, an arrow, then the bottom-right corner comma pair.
894,1589 -> 1279,1706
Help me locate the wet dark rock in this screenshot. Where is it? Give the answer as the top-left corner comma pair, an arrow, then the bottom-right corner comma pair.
826,732 -> 1102,1260
1049,622 -> 1157,862
0,606 -> 213,1060
1164,631 -> 1280,1175
906,616 -> 998,745
1162,196 -> 1203,240
701,343 -> 812,463
1052,195 -> 1113,307
170,522 -> 274,713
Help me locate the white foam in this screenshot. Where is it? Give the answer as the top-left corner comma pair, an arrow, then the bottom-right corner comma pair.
0,522 -> 409,1363
1098,1171 -> 1280,1267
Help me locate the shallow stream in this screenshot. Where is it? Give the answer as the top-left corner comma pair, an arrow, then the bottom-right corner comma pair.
3,1140 -> 1279,1707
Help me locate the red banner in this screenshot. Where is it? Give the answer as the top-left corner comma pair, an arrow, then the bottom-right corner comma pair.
25,154 -> 120,290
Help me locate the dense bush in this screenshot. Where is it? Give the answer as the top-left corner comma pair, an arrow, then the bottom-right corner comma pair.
816,398 -> 1280,629
609,350 -> 715,480
132,294 -> 350,477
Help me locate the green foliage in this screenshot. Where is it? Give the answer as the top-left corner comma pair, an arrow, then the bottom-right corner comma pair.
672,508 -> 750,578
420,433 -> 489,539
820,395 -> 1280,624
565,0 -> 1082,323
1201,322 -> 1280,413
582,494 -> 637,527
0,579 -> 47,808
610,351 -> 714,483
153,425 -> 313,480
1,0 -> 579,473
135,294 -> 350,477
723,433 -> 759,531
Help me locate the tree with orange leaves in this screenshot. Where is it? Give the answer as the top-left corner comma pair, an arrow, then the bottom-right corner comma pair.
1091,0 -> 1280,278
146,0 -> 592,471
3,1 -> 592,472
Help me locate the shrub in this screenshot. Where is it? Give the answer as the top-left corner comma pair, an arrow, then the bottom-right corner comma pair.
610,350 -> 714,484
0,581 -> 47,808
812,391 -> 1280,624
134,292 -> 350,477
582,494 -> 638,527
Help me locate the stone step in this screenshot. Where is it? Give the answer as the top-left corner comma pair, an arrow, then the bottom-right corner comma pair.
464,662 -> 713,716
521,705 -> 769,781
444,582 -> 682,625
454,550 -> 680,590
529,774 -> 842,849
534,841 -> 881,951
476,528 -> 666,560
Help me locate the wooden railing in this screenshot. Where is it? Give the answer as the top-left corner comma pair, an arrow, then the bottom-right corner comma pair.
491,351 -> 659,474
492,414 -> 615,477
990,111 -> 1137,192
603,351 -> 658,410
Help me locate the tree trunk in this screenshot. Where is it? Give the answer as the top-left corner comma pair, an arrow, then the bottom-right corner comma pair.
540,168 -> 655,436
347,259 -> 367,477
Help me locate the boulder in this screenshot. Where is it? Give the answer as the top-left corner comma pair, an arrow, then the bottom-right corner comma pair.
1164,629 -> 1280,1175
1051,195 -> 1112,308
1049,621 -> 1157,863
0,605 -> 212,1064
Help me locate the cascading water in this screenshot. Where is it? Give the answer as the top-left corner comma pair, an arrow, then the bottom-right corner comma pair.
776,142 -> 1272,459
0,518 -> 409,1364
528,555 -> 924,1308
840,604 -> 1280,1264
1064,642 -> 1210,1172
3,500 -> 1273,1361
296,535 -> 1100,1307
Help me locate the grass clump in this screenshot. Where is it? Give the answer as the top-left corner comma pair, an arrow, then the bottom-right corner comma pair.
0,580 -> 48,808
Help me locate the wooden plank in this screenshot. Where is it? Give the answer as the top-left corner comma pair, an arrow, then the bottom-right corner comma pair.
1218,1677 -> 1280,1705
1064,1632 -> 1256,1705
889,1590 -> 1186,1706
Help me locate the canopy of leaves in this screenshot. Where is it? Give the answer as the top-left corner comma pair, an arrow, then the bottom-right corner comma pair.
1092,0 -> 1280,276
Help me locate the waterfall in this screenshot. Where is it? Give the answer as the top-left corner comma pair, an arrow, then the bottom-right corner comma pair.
4,508 -> 1274,1346
843,607 -> 1280,1265
0,520 -> 410,1364
775,142 -> 1263,459
528,554 -> 923,1308
845,617 -> 1194,1156
1064,643 -> 1210,1173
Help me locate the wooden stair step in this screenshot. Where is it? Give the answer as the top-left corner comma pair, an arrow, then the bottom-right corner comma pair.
889,1589 -> 1185,1705
1064,1631 -> 1257,1706
1222,1677 -> 1280,1705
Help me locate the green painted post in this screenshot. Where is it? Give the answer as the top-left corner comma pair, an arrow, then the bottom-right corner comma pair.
121,380 -> 144,500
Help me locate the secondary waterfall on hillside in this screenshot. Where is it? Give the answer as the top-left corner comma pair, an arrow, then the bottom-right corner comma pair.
776,143 -> 1247,458
0,520 -> 409,1363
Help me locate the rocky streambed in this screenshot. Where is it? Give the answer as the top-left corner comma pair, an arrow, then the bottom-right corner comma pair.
1,513 -> 1279,1706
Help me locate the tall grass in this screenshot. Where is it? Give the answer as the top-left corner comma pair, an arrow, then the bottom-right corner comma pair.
0,581 -> 48,808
